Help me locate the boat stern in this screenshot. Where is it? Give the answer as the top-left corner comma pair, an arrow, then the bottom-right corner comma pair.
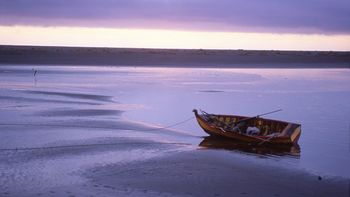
290,124 -> 301,144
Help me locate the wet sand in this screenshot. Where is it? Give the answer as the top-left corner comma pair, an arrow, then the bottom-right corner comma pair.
88,150 -> 349,197
1,45 -> 350,68
0,66 -> 349,197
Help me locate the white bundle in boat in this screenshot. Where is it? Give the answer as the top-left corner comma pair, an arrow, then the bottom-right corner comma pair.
246,127 -> 260,135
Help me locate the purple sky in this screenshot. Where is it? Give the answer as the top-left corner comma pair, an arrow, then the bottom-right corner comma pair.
1,0 -> 349,34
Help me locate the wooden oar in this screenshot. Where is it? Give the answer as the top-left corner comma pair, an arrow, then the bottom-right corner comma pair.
219,126 -> 275,145
200,109 -> 282,131
235,109 -> 282,125
257,134 -> 279,145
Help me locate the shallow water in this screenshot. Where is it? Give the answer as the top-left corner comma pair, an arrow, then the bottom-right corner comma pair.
0,65 -> 349,195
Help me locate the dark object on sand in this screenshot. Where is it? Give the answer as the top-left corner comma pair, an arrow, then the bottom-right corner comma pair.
193,109 -> 301,145
32,68 -> 37,76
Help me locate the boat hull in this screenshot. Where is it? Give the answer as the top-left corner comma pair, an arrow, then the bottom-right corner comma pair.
193,109 -> 301,145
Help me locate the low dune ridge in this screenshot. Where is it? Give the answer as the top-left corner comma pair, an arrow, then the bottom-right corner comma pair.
24,90 -> 115,102
0,45 -> 349,68
36,109 -> 124,117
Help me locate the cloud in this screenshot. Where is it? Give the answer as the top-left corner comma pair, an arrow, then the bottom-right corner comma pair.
0,0 -> 349,34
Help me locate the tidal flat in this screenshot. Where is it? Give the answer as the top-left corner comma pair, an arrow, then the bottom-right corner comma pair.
0,65 -> 349,196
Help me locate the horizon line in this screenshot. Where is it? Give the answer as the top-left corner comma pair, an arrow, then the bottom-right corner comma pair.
2,44 -> 350,53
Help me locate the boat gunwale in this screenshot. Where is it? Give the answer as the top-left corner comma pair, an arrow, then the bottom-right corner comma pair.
204,112 -> 300,127
193,109 -> 301,145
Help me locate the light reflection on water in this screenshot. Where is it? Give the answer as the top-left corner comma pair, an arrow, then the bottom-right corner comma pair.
0,65 -> 349,179
198,136 -> 301,157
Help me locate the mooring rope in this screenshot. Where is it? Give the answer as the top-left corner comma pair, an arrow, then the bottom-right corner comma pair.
146,116 -> 194,131
0,116 -> 194,131
0,142 -> 191,152
0,116 -> 195,151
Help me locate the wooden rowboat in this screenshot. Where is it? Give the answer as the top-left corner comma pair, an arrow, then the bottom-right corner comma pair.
193,109 -> 301,145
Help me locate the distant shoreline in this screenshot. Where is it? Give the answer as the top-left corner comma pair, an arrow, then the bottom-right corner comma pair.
1,45 -> 349,68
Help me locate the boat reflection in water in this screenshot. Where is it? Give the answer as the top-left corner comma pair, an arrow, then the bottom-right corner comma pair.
199,136 -> 301,157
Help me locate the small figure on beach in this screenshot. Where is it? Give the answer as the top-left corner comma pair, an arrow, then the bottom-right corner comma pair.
32,68 -> 38,77
32,68 -> 38,86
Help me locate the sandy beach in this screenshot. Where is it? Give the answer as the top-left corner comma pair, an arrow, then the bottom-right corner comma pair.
1,45 -> 349,68
0,66 -> 349,197
87,150 -> 348,197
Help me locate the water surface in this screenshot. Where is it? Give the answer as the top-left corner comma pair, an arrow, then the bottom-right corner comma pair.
0,65 -> 349,195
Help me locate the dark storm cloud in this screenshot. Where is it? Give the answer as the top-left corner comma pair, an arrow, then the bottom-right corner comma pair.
0,0 -> 349,34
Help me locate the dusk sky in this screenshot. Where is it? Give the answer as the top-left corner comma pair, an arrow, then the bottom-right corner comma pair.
1,0 -> 350,50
